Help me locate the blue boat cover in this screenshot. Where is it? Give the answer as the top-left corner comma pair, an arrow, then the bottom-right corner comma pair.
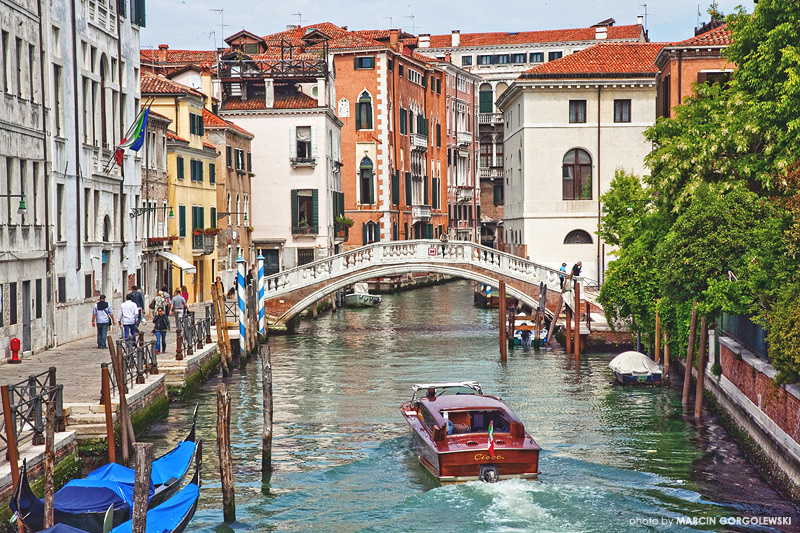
54,480 -> 137,513
37,525 -> 89,533
111,482 -> 199,533
86,463 -> 156,494
150,441 -> 196,485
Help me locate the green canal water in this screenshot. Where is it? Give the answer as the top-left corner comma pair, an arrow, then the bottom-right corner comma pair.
141,280 -> 798,532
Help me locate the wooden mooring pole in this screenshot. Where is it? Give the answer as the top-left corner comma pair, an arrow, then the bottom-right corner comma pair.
108,336 -> 135,463
694,317 -> 709,419
565,307 -> 572,354
664,331 -> 671,384
261,343 -> 273,475
499,281 -> 507,362
682,301 -> 698,408
573,280 -> 581,360
212,282 -> 231,376
655,308 -> 661,363
217,383 -> 236,522
43,401 -> 55,529
131,443 -> 153,533
101,363 -> 116,464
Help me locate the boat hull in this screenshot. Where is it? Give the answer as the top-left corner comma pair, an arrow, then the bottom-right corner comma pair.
613,371 -> 662,385
344,293 -> 381,307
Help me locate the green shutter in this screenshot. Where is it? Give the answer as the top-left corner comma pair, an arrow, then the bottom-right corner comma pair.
119,0 -> 127,18
199,206 -> 205,229
135,0 -> 146,27
177,156 -> 184,179
199,116 -> 204,136
405,172 -> 412,207
311,189 -> 318,228
374,224 -> 379,242
404,222 -> 408,240
189,114 -> 195,135
393,222 -> 398,241
210,163 -> 215,183
362,222 -> 367,245
247,152 -> 252,172
199,161 -> 204,182
226,146 -> 232,167
391,171 -> 399,205
211,207 -> 217,227
436,124 -> 441,147
480,91 -> 493,113
179,205 -> 186,236
291,189 -> 298,227
424,175 -> 429,205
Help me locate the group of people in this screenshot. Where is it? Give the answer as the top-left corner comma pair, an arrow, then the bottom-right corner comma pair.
91,285 -> 190,354
558,261 -> 582,290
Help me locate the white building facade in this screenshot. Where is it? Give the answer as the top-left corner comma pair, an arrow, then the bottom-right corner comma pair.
496,42 -> 663,283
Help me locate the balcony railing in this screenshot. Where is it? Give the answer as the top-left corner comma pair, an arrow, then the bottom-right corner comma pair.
292,225 -> 319,236
479,167 -> 505,179
290,157 -> 317,167
412,205 -> 431,222
457,131 -> 472,145
457,187 -> 474,202
478,113 -> 504,125
410,133 -> 428,151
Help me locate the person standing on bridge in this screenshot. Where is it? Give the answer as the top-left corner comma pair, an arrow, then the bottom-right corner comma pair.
559,263 -> 568,290
571,261 -> 582,278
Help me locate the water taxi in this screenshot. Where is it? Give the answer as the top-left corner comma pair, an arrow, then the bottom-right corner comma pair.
400,382 -> 541,482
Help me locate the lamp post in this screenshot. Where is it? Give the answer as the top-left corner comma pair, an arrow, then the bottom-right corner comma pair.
0,193 -> 28,215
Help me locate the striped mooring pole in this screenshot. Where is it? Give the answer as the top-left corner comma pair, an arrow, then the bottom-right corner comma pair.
236,256 -> 246,355
257,253 -> 266,336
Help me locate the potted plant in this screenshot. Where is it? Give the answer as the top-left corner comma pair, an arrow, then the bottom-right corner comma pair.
335,216 -> 354,228
192,228 -> 203,236
297,218 -> 312,234
204,227 -> 221,235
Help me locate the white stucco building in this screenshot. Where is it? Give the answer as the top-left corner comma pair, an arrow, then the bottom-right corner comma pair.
496,42 -> 664,283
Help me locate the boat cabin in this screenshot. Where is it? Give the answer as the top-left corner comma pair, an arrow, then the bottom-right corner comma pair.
413,394 -> 527,442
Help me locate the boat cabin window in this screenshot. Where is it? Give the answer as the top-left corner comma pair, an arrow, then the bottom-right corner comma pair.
442,409 -> 511,434
419,405 -> 438,432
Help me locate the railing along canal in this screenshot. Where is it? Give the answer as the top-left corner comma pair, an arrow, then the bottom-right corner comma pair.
0,368 -> 64,454
176,306 -> 213,359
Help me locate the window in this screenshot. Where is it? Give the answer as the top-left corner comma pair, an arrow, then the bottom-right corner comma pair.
35,279 -> 42,319
461,55 -> 472,66
9,282 -> 17,324
479,85 -> 493,113
189,113 -> 204,135
56,277 -> 66,303
226,146 -> 232,167
614,99 -> 631,123
493,184 -> 504,206
495,141 -> 503,167
296,126 -> 312,159
363,221 -> 379,244
399,107 -> 407,134
243,43 -> 259,54
247,152 -> 252,172
356,91 -> 373,130
190,160 -> 203,181
480,140 -> 492,168
477,55 -> 491,66
359,157 -> 374,204
491,54 -> 509,65
176,156 -> 184,179
354,56 -> 374,69
562,149 -> 592,200
398,64 -> 404,77
548,51 -> 563,61
569,100 -> 586,123
209,163 -> 216,183
564,229 -> 593,244
235,148 -> 245,170
178,205 -> 186,236
291,189 -> 318,232
85,274 -> 92,298
529,52 -> 543,63
1,31 -> 9,93
297,248 -> 315,265
510,53 -> 526,64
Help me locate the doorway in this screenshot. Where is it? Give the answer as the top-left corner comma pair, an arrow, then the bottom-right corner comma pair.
22,281 -> 31,352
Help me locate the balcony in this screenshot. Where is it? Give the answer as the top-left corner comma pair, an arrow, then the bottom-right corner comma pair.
412,205 -> 431,222
410,133 -> 428,151
192,233 -> 216,255
145,235 -> 178,249
457,187 -> 474,202
292,225 -> 319,236
457,131 -> 472,146
478,113 -> 504,125
457,220 -> 471,229
290,157 -> 317,167
479,167 -> 505,179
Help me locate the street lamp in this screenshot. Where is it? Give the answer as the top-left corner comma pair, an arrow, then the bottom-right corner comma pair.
0,193 -> 28,215
217,212 -> 248,223
130,205 -> 175,219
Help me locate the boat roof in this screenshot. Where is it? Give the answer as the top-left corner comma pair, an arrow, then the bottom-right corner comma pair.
412,381 -> 482,392
420,394 -> 508,411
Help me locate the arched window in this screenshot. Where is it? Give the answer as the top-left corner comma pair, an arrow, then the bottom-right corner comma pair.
479,83 -> 493,114
356,91 -> 372,130
362,220 -> 379,244
564,229 -> 593,244
102,215 -> 111,242
359,157 -> 374,204
562,149 -> 592,200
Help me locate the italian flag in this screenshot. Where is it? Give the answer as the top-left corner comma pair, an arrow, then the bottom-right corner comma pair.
114,107 -> 150,165
487,420 -> 495,459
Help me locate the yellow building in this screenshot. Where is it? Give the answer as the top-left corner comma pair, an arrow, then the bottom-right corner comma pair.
142,74 -> 219,304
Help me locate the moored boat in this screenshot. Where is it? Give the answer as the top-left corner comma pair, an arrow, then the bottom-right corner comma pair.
608,351 -> 663,385
400,382 -> 541,482
344,282 -> 382,307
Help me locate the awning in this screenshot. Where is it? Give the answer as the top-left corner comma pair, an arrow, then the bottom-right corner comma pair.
156,251 -> 197,273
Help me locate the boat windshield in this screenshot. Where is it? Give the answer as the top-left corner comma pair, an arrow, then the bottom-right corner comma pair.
411,382 -> 482,402
440,409 -> 511,435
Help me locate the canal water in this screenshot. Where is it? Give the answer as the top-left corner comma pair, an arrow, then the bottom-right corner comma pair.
141,280 -> 798,532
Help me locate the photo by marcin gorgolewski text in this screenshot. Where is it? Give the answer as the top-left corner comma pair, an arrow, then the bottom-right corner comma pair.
629,516 -> 793,528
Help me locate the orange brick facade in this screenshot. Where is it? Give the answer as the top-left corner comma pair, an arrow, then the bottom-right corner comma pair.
336,40 -> 447,247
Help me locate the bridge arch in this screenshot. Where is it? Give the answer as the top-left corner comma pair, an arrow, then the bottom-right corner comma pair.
263,241 -> 568,326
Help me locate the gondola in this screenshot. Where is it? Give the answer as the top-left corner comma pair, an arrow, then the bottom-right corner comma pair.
38,441 -> 202,533
11,408 -> 199,533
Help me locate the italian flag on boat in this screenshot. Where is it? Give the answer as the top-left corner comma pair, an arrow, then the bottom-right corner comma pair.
487,420 -> 495,459
114,106 -> 150,165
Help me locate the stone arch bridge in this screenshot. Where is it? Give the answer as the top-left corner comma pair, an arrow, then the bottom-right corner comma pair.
264,240 -> 582,326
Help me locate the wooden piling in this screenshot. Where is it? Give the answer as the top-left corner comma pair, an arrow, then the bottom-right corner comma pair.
217,383 -> 236,522
131,443 -> 153,533
546,295 -> 563,347
212,282 -> 230,376
694,317 -> 709,419
499,281 -> 507,362
565,307 -> 572,354
101,364 -> 116,464
1,385 -> 20,491
260,343 -> 273,473
664,331 -> 671,384
507,309 -> 515,349
654,308 -> 661,363
682,301 -> 698,408
43,401 -> 55,529
573,280 -> 581,360
108,337 -> 135,463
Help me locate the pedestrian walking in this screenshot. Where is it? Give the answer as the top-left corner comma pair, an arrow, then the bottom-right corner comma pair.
215,276 -> 225,295
180,285 -> 189,304
172,288 -> 187,329
92,295 -> 115,348
559,262 -> 567,290
128,285 -> 145,327
152,307 -> 170,354
246,268 -> 254,287
119,294 -> 139,339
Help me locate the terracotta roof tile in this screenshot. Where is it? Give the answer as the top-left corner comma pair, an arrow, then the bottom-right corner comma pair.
141,73 -> 206,99
166,130 -> 189,143
673,23 -> 731,47
262,22 -> 385,53
201,108 -> 254,138
222,91 -> 319,111
521,42 -> 664,78
146,109 -> 172,123
418,25 -> 644,48
203,141 -> 217,150
140,49 -> 217,68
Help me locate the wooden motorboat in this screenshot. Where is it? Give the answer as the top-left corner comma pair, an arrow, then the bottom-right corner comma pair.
609,351 -> 663,385
400,382 -> 541,482
344,282 -> 382,307
12,409 -> 199,533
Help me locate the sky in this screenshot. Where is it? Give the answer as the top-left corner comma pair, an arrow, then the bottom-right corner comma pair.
140,0 -> 754,52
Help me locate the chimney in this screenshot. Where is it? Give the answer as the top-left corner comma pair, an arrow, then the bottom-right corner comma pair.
264,79 -> 274,109
445,51 -> 451,63
451,30 -> 460,47
158,44 -> 168,63
637,15 -> 644,26
286,24 -> 298,31
419,34 -> 430,48
389,29 -> 400,50
595,26 -> 608,39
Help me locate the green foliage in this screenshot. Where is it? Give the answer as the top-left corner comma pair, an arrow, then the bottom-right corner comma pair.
765,284 -> 800,384
598,168 -> 655,248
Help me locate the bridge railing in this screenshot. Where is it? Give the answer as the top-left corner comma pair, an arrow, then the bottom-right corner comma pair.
262,240 -> 569,298
0,369 -> 64,453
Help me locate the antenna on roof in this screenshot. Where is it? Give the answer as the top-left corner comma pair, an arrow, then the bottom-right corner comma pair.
404,14 -> 415,35
292,12 -> 304,27
209,8 -> 228,49
639,4 -> 649,34
383,16 -> 393,28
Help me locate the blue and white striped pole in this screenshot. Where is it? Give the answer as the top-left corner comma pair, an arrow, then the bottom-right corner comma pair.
236,256 -> 246,355
257,253 -> 265,336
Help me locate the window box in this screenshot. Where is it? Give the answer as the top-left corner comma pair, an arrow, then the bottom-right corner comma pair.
204,227 -> 221,235
192,228 -> 203,236
290,157 -> 317,167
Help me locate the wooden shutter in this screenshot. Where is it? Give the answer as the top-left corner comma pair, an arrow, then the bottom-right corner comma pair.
291,190 -> 298,227
211,207 -> 217,227
177,156 -> 184,179
393,222 -> 398,241
424,175 -> 429,205
362,222 -> 367,245
210,163 -> 215,183
405,172 -> 412,207
226,146 -> 232,167
311,126 -> 317,158
189,114 -> 195,135
289,126 -> 297,159
311,189 -> 318,228
179,205 -> 186,236
374,223 -> 380,242
391,171 -> 399,205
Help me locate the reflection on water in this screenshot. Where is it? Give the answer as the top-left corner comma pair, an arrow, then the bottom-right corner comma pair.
140,280 -> 798,532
